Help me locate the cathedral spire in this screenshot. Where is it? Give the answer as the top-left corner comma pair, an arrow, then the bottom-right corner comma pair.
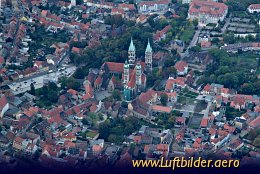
128,37 -> 136,65
128,37 -> 135,52
145,39 -> 152,72
145,39 -> 152,53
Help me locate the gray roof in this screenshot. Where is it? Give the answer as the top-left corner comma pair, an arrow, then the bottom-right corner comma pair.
128,37 -> 135,52
145,39 -> 152,53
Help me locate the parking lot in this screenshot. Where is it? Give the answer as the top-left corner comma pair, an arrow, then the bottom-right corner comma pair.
8,66 -> 76,95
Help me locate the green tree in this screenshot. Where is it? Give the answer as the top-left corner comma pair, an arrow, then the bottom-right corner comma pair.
108,134 -> 118,143
189,45 -> 201,52
67,78 -> 81,90
82,118 -> 89,125
41,86 -> 49,98
253,135 -> 260,147
60,77 -> 68,89
160,93 -> 168,106
73,68 -> 85,79
192,19 -> 198,27
121,101 -> 128,108
48,82 -> 58,91
76,0 -> 83,5
112,90 -> 121,101
104,15 -> 124,27
48,90 -> 58,103
98,120 -> 111,139
247,129 -> 257,141
98,114 -> 104,121
223,33 -> 235,44
211,38 -> 220,44
30,83 -> 36,95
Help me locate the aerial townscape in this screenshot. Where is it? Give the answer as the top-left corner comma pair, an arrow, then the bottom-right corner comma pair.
0,0 -> 259,171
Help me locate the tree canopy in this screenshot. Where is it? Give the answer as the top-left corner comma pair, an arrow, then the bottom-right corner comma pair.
197,49 -> 259,95
160,93 -> 168,106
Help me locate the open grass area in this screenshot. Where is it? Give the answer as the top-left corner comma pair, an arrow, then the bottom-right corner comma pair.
225,106 -> 246,120
206,23 -> 217,27
180,26 -> 195,44
85,130 -> 98,139
257,69 -> 260,75
189,113 -> 204,129
232,11 -> 250,18
177,96 -> 196,105
194,100 -> 208,113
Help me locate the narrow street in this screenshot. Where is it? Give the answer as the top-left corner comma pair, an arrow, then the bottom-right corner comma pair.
180,26 -> 202,59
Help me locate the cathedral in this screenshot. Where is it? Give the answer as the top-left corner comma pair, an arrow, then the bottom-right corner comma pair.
99,38 -> 153,101
123,38 -> 153,101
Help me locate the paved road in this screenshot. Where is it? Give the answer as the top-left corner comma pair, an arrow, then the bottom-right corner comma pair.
221,16 -> 232,34
8,66 -> 76,95
180,26 -> 202,59
94,90 -> 111,101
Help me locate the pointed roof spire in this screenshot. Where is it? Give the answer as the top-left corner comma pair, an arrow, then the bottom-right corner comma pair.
128,37 -> 135,52
124,59 -> 129,68
145,38 -> 152,53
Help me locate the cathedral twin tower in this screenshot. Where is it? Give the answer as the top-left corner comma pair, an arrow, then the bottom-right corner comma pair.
125,37 -> 153,72
123,38 -> 153,101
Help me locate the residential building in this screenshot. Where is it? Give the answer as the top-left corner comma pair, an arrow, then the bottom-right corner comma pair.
174,61 -> 188,76
138,0 -> 170,13
188,0 -> 228,26
0,94 -> 9,118
248,4 -> 260,13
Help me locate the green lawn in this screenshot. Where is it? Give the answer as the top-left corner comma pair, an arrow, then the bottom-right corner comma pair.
257,69 -> 260,75
225,106 -> 246,120
180,26 -> 195,44
206,23 -> 217,28
85,130 -> 98,139
232,11 -> 250,18
177,91 -> 197,105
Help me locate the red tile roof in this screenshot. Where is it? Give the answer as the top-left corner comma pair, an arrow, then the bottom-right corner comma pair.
248,117 -> 260,128
0,95 -> 8,110
71,47 -> 81,54
254,105 -> 260,113
83,82 -> 94,100
90,103 -> 97,113
41,10 -> 48,16
133,135 -> 142,143
111,75 -> 117,84
232,95 -> 246,106
139,0 -> 170,7
92,144 -> 102,152
127,69 -> 136,88
200,118 -> 208,127
176,117 -> 185,124
151,105 -> 171,113
248,4 -> 260,10
118,3 -> 136,11
189,0 -> 228,16
174,61 -> 188,72
154,25 -> 172,41
165,77 -> 186,91
139,90 -> 156,103
0,56 -> 5,64
67,89 -> 78,96
111,8 -> 125,15
221,87 -> 229,94
201,41 -> 211,48
94,76 -> 102,86
203,84 -> 211,91
156,143 -> 169,151
104,62 -> 124,73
